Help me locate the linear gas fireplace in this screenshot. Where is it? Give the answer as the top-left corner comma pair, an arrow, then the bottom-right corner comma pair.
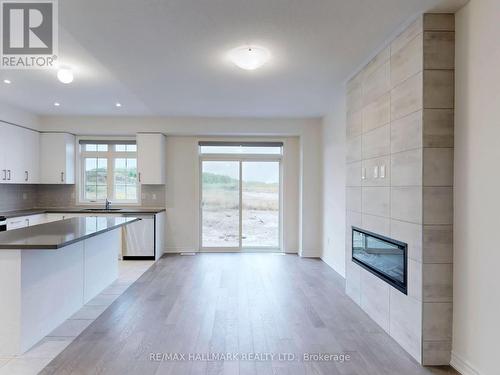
352,227 -> 408,294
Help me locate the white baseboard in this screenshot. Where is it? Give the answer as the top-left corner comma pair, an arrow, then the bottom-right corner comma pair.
450,352 -> 481,375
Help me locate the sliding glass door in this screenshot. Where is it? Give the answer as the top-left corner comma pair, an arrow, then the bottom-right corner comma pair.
201,161 -> 240,249
200,150 -> 281,251
242,161 -> 280,248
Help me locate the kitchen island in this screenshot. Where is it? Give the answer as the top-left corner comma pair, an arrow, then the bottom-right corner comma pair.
0,216 -> 140,356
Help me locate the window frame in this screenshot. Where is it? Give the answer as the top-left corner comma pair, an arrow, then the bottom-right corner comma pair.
77,138 -> 141,206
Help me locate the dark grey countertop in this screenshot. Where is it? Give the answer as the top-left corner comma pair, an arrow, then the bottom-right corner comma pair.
0,216 -> 140,249
0,207 -> 166,219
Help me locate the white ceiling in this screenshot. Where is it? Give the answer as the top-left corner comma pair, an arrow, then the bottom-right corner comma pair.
0,0 -> 467,117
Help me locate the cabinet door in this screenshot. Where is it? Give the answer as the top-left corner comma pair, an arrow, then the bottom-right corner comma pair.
2,124 -> 23,183
0,123 -> 6,183
24,130 -> 40,183
40,133 -> 75,184
137,133 -> 166,184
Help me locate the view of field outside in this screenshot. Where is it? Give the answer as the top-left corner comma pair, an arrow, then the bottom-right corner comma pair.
201,160 -> 280,248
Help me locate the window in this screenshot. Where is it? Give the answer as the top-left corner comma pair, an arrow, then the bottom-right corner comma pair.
79,141 -> 139,203
199,142 -> 282,155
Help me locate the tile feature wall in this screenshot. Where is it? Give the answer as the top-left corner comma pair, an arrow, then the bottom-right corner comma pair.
345,14 -> 454,365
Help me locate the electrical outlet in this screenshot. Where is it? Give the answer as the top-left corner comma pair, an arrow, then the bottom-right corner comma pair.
152,193 -> 157,200
22,193 -> 28,200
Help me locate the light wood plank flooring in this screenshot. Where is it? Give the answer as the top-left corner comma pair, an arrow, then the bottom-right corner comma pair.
40,253 -> 457,375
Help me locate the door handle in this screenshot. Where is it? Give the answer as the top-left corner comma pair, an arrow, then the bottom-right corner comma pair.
7,170 -> 11,181
60,172 -> 64,182
25,171 -> 28,182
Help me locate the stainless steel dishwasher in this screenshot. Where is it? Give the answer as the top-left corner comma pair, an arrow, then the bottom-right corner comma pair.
121,214 -> 155,260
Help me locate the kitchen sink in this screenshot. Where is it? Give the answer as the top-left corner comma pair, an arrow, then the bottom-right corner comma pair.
83,208 -> 123,212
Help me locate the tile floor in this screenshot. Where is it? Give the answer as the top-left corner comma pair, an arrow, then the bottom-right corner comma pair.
0,260 -> 154,375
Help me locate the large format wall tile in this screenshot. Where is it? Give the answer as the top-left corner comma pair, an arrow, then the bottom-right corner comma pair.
391,33 -> 423,87
347,110 -> 363,139
362,155 -> 390,187
360,269 -> 391,332
362,187 -> 390,217
345,260 -> 361,305
423,187 -> 453,225
422,302 -> 452,341
362,214 -> 390,237
363,46 -> 390,79
391,111 -> 423,154
346,187 -> 362,213
422,341 -> 452,366
423,263 -> 453,302
347,81 -> 363,112
362,124 -> 390,159
423,225 -> 453,263
423,13 -> 454,31
391,219 -> 423,262
390,290 -> 422,362
423,148 -> 454,186
423,70 -> 454,109
408,259 -> 423,300
346,161 -> 362,187
391,72 -> 423,121
363,61 -> 390,106
391,186 -> 422,224
346,135 -> 362,163
391,16 -> 423,55
363,93 -> 390,133
423,109 -> 454,147
391,149 -> 423,186
424,31 -> 455,70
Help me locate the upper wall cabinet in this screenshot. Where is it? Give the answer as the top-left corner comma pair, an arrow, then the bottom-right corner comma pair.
40,133 -> 75,184
0,123 -> 40,184
137,133 -> 166,185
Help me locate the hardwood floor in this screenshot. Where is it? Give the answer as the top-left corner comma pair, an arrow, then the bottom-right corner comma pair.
40,253 -> 457,375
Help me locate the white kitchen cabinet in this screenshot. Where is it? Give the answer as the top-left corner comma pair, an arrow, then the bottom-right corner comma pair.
0,123 -> 40,184
6,217 -> 29,230
137,133 -> 166,184
40,133 -> 75,184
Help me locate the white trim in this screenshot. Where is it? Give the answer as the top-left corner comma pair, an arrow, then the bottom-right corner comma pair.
450,352 -> 482,375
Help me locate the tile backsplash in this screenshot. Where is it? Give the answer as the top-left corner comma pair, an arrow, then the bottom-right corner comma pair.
0,184 -> 166,212
0,184 -> 37,211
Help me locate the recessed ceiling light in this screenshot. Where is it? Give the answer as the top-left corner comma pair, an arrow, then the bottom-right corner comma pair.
3,79 -> 11,84
228,45 -> 271,70
115,102 -> 122,108
57,68 -> 74,84
54,102 -> 60,107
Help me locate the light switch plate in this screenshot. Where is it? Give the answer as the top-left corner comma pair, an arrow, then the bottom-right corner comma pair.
361,167 -> 366,180
380,165 -> 386,178
373,166 -> 379,178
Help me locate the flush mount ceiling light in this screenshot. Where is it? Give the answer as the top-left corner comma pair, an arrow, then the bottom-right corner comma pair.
3,79 -> 11,84
115,102 -> 122,108
228,45 -> 271,71
54,102 -> 60,107
57,67 -> 74,84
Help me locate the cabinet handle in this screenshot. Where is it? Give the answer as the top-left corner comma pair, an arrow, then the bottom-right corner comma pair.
7,170 -> 11,181
25,171 -> 29,182
61,172 -> 64,182
2,170 -> 5,181
25,218 -> 30,226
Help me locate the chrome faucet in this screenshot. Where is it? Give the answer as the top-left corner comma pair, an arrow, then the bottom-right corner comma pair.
105,198 -> 111,210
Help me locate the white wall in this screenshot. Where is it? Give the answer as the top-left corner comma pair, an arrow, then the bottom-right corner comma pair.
452,1 -> 500,374
0,102 -> 40,130
165,136 -> 300,253
39,115 -> 320,256
320,93 -> 346,276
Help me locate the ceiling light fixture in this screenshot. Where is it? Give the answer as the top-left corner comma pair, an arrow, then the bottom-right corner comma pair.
228,45 -> 271,71
57,68 -> 74,84
115,102 -> 122,108
54,102 -> 60,107
3,79 -> 11,84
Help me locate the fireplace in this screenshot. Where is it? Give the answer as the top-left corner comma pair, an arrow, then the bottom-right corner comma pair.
352,227 -> 408,294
